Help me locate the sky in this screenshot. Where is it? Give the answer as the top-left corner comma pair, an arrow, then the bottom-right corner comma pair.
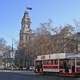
0,0 -> 80,46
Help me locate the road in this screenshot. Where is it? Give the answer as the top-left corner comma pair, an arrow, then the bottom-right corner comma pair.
0,71 -> 80,80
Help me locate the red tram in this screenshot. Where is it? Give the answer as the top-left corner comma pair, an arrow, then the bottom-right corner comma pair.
34,53 -> 80,77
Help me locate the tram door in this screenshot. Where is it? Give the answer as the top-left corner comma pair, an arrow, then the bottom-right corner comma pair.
35,60 -> 42,72
59,59 -> 69,73
59,59 -> 75,73
63,59 -> 75,73
66,59 -> 75,73
71,59 -> 75,73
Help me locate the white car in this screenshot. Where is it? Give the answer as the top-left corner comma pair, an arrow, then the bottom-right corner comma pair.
29,66 -> 35,71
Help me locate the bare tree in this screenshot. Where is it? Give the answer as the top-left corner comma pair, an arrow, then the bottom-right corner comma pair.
58,24 -> 75,53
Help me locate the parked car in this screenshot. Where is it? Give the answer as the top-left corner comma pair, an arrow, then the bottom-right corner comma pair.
29,66 -> 35,71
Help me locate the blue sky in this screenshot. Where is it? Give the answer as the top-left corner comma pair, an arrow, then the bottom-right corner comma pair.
0,0 -> 80,46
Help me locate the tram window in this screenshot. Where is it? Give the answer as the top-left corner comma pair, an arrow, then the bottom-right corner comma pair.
54,60 -> 58,64
46,60 -> 49,64
43,60 -> 50,65
51,60 -> 53,64
36,61 -> 42,66
48,60 -> 52,64
59,60 -> 63,65
53,60 -> 55,64
52,60 -> 58,64
43,60 -> 47,65
77,59 -> 80,66
59,60 -> 64,68
43,60 -> 54,65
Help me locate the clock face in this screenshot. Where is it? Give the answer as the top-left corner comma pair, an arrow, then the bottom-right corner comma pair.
24,19 -> 30,24
25,18 -> 30,22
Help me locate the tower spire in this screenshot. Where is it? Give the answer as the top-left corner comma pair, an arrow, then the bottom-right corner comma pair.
23,6 -> 32,19
19,7 -> 32,48
26,7 -> 32,10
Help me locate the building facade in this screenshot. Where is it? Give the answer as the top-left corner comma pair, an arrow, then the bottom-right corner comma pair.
19,10 -> 32,49
16,9 -> 33,68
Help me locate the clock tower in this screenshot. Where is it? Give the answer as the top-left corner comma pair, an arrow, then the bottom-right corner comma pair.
19,10 -> 32,48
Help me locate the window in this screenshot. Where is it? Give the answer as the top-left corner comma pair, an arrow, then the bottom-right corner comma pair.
77,59 -> 80,66
43,60 -> 47,65
54,60 -> 58,64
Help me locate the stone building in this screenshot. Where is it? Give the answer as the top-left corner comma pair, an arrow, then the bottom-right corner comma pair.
51,32 -> 80,53
16,9 -> 33,68
74,32 -> 80,53
19,10 -> 32,49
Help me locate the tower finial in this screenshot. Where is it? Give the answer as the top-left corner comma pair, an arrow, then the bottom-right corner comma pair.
26,6 -> 32,10
24,7 -> 29,17
24,6 -> 32,17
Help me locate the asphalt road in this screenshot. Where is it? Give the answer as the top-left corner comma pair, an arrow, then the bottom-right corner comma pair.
0,71 -> 80,80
